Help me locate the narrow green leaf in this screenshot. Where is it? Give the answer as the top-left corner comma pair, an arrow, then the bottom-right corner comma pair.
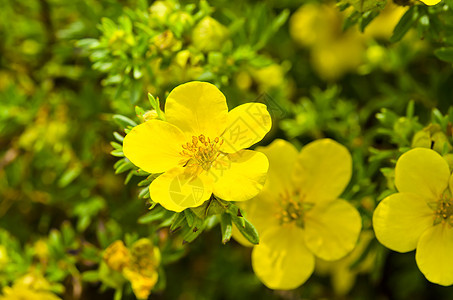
113,114 -> 137,129
184,209 -> 195,227
220,213 -> 233,244
231,215 -> 259,245
113,132 -> 124,142
170,213 -> 186,233
138,207 -> 166,224
390,6 -> 418,43
434,47 -> 453,63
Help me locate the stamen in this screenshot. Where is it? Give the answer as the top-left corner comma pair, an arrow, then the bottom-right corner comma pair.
276,190 -> 314,228
180,134 -> 223,172
432,193 -> 453,226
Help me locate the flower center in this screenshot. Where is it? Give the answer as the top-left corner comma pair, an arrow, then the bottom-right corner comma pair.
180,134 -> 223,172
277,190 -> 314,228
433,194 -> 453,226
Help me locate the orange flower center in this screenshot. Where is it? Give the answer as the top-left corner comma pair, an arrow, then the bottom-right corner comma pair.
433,194 -> 453,226
277,190 -> 314,228
180,134 -> 223,172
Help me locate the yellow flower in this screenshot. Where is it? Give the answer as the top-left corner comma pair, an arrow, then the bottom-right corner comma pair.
373,148 -> 453,286
123,239 -> 160,300
123,81 -> 271,212
289,2 -> 366,81
0,271 -> 61,300
103,240 -> 131,272
237,139 -> 361,290
419,0 -> 441,5
103,239 -> 160,299
363,2 -> 408,40
0,285 -> 60,300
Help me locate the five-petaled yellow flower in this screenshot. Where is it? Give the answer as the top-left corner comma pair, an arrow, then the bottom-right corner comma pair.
123,81 -> 271,212
373,148 -> 453,286
236,139 -> 362,290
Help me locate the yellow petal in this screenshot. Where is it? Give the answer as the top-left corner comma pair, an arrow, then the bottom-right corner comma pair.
395,148 -> 450,200
419,0 -> 441,5
304,199 -> 361,261
293,139 -> 352,204
236,189 -> 281,236
251,224 -> 314,290
210,150 -> 269,202
149,167 -> 213,212
257,139 -> 299,198
220,103 -> 272,153
416,224 -> 453,286
373,192 -> 433,253
165,81 -> 228,138
123,120 -> 186,173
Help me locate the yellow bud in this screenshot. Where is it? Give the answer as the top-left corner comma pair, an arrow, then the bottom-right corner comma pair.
149,1 -> 173,22
235,71 -> 252,91
175,50 -> 191,68
152,30 -> 181,52
411,124 -> 452,154
252,64 -> 285,90
192,16 -> 229,52
143,110 -> 159,121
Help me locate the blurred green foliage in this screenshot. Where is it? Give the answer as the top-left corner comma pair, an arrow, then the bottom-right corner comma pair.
2,0 -> 453,299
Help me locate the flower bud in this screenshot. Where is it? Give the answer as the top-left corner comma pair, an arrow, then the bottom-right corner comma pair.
192,16 -> 229,52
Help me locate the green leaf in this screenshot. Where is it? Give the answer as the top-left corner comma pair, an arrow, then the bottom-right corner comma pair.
390,6 -> 418,43
170,213 -> 186,233
184,209 -> 195,227
434,47 -> 453,63
112,114 -> 137,129
230,214 -> 259,245
82,271 -> 99,283
148,93 -> 165,120
113,132 -> 124,143
114,160 -> 134,174
110,149 -> 124,157
219,213 -> 233,244
138,186 -> 150,199
138,207 -> 166,224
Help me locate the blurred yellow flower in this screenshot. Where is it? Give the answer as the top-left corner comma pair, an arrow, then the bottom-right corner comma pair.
0,285 -> 61,300
123,239 -> 160,300
0,271 -> 61,300
289,3 -> 366,81
289,3 -> 341,48
103,240 -> 131,272
373,148 -> 453,285
364,2 -> 408,40
104,239 -> 160,299
123,81 -> 271,212
237,139 -> 361,290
